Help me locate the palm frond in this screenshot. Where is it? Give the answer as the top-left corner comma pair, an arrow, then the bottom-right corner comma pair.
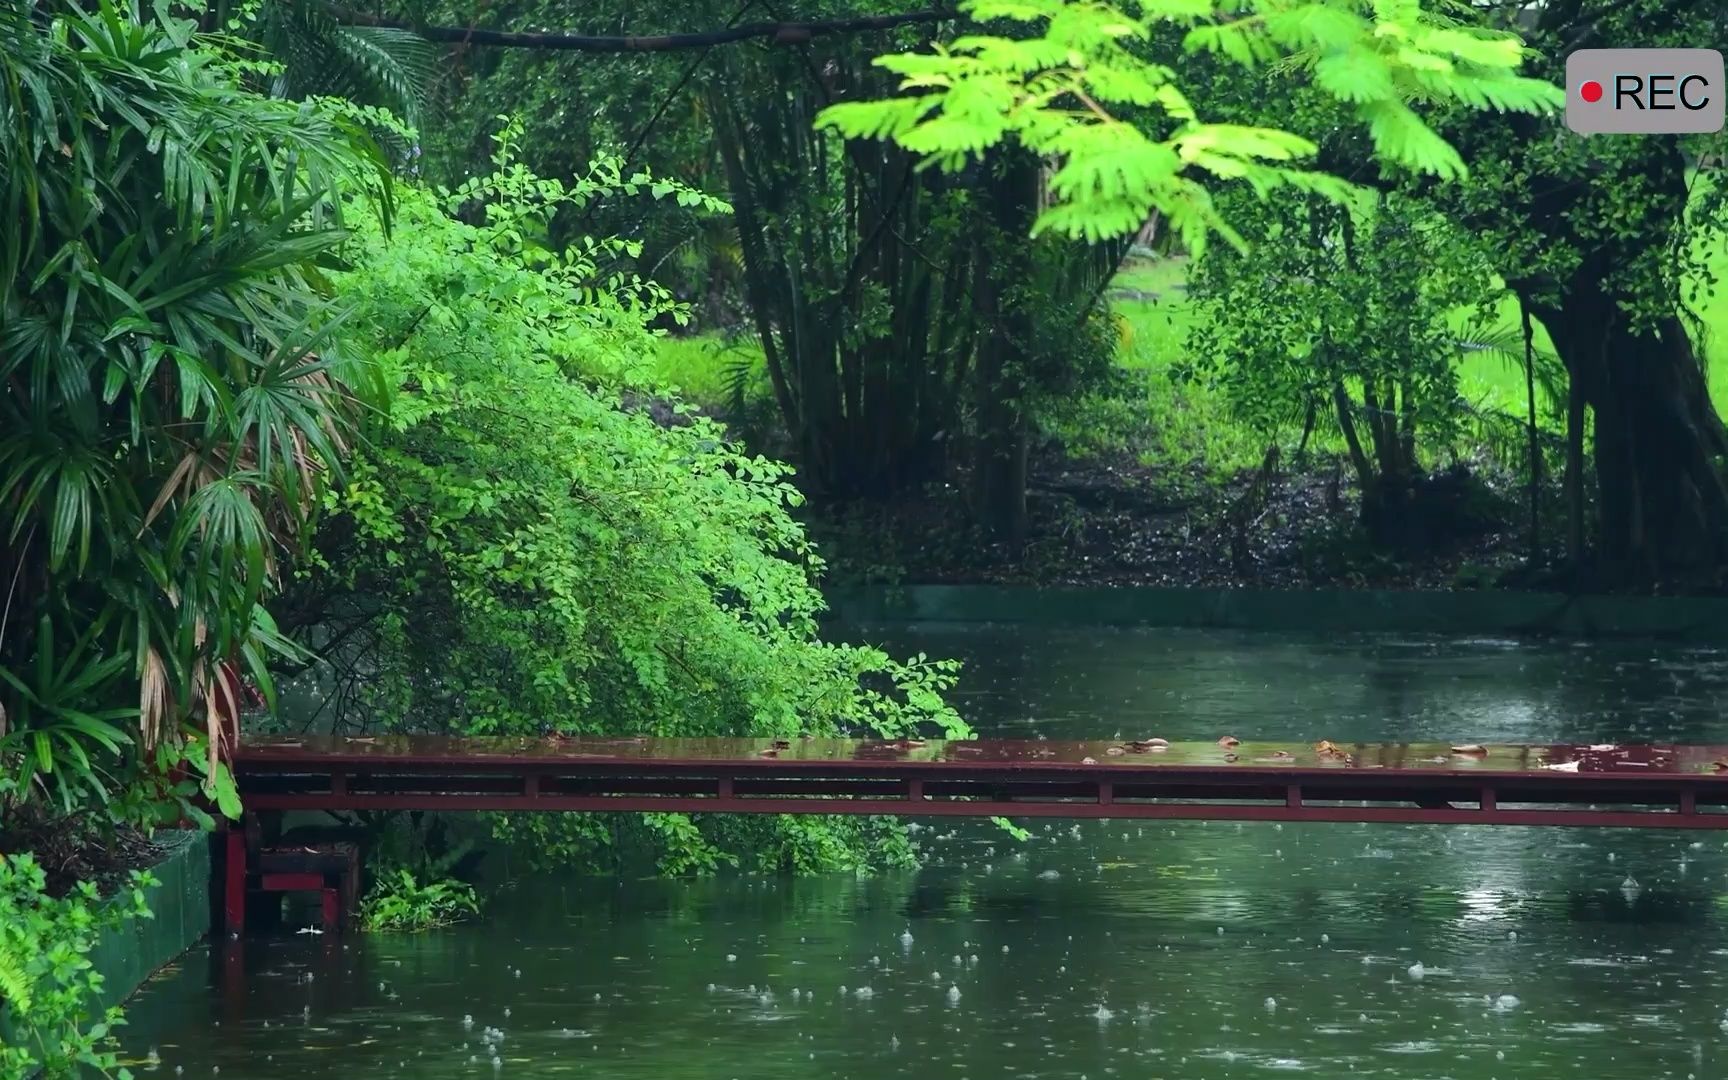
255,0 -> 436,130
0,0 -> 390,814
1451,313 -> 1568,422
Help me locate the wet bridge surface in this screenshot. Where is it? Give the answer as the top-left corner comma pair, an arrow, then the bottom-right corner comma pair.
234,735 -> 1728,829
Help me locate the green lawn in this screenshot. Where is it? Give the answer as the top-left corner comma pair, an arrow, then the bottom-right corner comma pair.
649,330 -> 769,405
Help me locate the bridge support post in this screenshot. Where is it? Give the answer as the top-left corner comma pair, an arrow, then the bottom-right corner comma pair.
222,826 -> 246,937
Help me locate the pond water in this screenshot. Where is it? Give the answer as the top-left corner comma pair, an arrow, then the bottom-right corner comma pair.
122,625 -> 1728,1079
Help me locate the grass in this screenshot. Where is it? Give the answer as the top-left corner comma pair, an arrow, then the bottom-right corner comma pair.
649,330 -> 769,405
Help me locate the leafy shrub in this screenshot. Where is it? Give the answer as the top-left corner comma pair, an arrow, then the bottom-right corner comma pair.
273,127 -> 969,872
0,855 -> 154,1080
359,869 -> 481,932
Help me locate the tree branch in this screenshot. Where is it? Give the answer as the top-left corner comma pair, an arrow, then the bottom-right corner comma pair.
333,9 -> 955,52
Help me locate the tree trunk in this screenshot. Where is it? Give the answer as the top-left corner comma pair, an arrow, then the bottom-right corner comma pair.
1294,398 -> 1318,466
1566,378 -> 1586,579
1332,382 -> 1372,492
1520,300 -> 1541,563
972,152 -> 1040,549
1532,270 -> 1728,586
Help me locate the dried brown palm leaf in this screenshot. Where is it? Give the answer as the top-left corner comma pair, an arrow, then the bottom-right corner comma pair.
140,450 -> 201,536
139,647 -> 170,751
204,685 -> 222,776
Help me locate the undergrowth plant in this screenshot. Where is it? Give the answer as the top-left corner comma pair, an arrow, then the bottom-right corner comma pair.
0,855 -> 154,1080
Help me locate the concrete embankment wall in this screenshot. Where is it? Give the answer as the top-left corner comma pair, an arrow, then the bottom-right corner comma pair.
824,585 -> 1728,642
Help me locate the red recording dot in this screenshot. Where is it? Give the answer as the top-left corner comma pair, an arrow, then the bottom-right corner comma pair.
1580,80 -> 1603,103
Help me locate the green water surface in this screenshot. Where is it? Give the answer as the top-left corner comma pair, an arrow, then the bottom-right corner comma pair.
122,626 -> 1728,1080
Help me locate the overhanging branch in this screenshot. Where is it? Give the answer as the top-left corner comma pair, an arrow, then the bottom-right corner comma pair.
333,8 -> 955,52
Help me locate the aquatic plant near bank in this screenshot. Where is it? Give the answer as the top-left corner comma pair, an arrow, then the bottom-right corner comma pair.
359,869 -> 481,932
0,855 -> 154,1080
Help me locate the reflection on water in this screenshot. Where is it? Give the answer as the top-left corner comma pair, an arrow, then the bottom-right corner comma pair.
865,624 -> 1728,746
123,625 -> 1728,1079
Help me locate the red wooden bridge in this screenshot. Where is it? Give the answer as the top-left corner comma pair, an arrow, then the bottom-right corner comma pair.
222,734 -> 1728,934
234,734 -> 1728,824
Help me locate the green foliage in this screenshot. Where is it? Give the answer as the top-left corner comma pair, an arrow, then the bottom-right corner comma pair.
358,868 -> 481,932
0,0 -> 390,820
245,0 -> 438,129
1413,3 -> 1728,578
1182,192 -> 1494,467
651,333 -> 774,414
282,131 -> 969,872
0,855 -> 154,1080
818,0 -> 1562,249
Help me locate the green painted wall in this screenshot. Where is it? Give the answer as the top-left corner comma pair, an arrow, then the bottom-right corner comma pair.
86,831 -> 212,1012
1,832 -> 209,1075
824,585 -> 1728,641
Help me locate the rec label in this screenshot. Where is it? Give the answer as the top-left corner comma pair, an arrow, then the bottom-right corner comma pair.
1566,49 -> 1724,134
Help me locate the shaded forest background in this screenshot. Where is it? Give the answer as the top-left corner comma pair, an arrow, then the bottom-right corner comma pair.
378,0 -> 1728,594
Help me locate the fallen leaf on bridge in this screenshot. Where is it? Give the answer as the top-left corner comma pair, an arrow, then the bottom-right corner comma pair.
1105,746 -> 1127,756
1128,738 -> 1169,752
1217,736 -> 1240,748
1451,744 -> 1487,755
1542,760 -> 1581,772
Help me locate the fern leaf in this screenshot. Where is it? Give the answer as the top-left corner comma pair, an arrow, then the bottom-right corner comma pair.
1361,99 -> 1467,179
0,937 -> 32,1013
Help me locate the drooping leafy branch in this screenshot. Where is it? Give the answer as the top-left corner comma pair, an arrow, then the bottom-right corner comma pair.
274,123 -> 970,871
817,0 -> 1562,249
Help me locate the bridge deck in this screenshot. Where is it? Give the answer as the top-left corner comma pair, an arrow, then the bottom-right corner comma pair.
234,736 -> 1728,828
